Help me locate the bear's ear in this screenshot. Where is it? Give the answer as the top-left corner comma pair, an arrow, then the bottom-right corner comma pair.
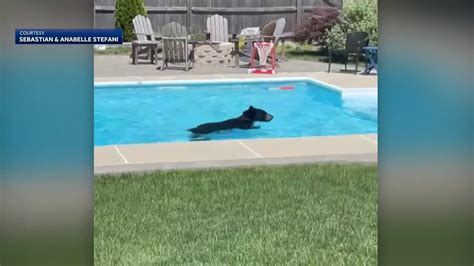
243,106 -> 256,119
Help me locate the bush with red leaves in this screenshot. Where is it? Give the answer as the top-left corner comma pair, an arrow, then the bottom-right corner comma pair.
295,7 -> 341,46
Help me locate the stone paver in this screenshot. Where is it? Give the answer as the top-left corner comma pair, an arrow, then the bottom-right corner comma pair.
94,146 -> 126,166
115,140 -> 258,165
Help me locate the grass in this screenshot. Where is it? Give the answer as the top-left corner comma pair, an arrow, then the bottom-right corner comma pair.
94,46 -> 131,55
276,43 -> 364,65
277,43 -> 327,61
95,164 -> 377,265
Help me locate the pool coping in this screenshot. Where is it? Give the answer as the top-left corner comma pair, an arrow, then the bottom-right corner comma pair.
94,75 -> 378,174
95,76 -> 377,95
95,153 -> 377,174
95,134 -> 378,174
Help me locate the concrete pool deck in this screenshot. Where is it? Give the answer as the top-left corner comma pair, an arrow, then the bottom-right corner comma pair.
95,134 -> 377,174
95,71 -> 377,89
94,72 -> 377,174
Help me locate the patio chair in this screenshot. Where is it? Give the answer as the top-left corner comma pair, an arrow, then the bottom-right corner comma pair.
257,18 -> 286,45
272,18 -> 287,47
206,14 -> 229,43
327,31 -> 369,74
203,14 -> 234,63
253,18 -> 287,64
260,20 -> 277,42
131,15 -> 161,64
161,22 -> 194,71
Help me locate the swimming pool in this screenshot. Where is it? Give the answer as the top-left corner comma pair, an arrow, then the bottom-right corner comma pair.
94,78 -> 377,146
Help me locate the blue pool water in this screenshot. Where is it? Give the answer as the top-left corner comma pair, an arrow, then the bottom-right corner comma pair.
94,80 -> 377,146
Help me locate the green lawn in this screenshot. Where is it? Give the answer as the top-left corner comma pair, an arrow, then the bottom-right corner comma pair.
94,46 -> 131,55
277,43 -> 327,61
95,164 -> 377,265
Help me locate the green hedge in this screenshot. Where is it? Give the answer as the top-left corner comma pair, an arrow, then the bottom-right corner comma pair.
324,0 -> 378,49
115,0 -> 147,42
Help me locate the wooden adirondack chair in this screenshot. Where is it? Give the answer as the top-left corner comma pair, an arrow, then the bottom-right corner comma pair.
253,18 -> 286,64
131,15 -> 161,64
161,22 -> 193,71
260,21 -> 277,42
260,18 -> 286,47
206,14 -> 229,43
204,14 -> 234,65
273,18 -> 286,47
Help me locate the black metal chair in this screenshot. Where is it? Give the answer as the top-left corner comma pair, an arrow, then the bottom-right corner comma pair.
327,32 -> 369,74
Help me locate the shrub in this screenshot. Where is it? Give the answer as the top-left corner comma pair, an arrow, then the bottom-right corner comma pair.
187,25 -> 206,41
325,0 -> 378,49
295,7 -> 341,45
238,36 -> 246,49
115,0 -> 147,42
189,33 -> 206,42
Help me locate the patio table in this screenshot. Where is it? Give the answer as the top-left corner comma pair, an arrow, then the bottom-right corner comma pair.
363,46 -> 378,74
131,35 -> 162,65
131,41 -> 160,64
229,32 -> 278,68
229,37 -> 241,68
229,33 -> 257,68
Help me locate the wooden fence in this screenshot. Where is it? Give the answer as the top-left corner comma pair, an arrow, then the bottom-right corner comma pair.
95,0 -> 342,35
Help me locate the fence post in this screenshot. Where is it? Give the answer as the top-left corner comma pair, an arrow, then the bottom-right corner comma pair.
186,0 -> 192,29
295,0 -> 303,25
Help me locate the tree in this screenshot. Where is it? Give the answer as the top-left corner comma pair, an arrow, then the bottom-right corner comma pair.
295,7 -> 341,46
115,0 -> 147,42
325,0 -> 378,49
